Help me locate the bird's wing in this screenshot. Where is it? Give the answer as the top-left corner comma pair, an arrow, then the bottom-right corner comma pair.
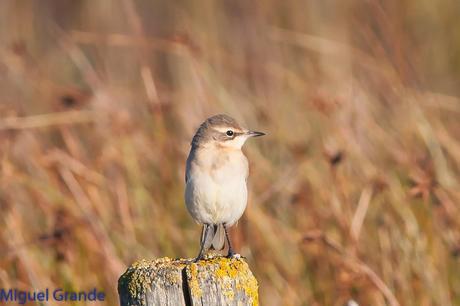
185,149 -> 194,183
185,158 -> 191,183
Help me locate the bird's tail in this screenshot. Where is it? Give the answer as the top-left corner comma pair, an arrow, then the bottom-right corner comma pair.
202,224 -> 226,251
212,224 -> 225,250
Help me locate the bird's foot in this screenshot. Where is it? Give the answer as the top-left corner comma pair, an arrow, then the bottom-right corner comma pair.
226,250 -> 241,259
178,258 -> 194,264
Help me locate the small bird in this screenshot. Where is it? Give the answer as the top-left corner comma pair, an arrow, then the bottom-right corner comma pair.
185,114 -> 265,261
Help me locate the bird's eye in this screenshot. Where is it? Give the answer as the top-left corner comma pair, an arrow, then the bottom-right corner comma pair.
226,130 -> 234,137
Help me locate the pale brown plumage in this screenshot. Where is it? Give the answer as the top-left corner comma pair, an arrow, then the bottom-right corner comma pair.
185,114 -> 265,261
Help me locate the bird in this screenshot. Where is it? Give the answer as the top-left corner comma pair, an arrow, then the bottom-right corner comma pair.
185,114 -> 265,261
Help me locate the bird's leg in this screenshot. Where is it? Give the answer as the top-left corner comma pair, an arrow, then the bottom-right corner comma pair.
194,224 -> 209,262
223,224 -> 235,258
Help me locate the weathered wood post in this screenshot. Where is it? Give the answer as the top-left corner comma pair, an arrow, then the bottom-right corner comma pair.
118,254 -> 259,306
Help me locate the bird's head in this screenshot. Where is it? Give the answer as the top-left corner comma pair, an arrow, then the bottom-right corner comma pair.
191,114 -> 265,150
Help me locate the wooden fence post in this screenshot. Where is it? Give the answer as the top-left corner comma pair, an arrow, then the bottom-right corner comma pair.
118,254 -> 259,306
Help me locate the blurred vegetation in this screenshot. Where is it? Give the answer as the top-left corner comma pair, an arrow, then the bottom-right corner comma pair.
1,1 -> 460,305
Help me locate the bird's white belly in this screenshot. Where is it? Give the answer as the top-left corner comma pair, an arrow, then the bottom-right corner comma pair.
185,168 -> 248,226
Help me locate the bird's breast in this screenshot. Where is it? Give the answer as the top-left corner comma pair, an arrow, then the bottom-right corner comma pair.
185,147 -> 249,224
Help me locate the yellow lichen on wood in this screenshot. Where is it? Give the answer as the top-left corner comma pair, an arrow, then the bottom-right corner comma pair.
118,254 -> 259,306
187,261 -> 203,298
118,257 -> 187,305
186,254 -> 259,306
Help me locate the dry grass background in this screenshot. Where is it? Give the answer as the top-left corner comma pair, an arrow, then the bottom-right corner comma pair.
1,1 -> 460,305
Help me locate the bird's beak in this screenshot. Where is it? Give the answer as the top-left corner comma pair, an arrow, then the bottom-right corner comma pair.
246,130 -> 266,137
